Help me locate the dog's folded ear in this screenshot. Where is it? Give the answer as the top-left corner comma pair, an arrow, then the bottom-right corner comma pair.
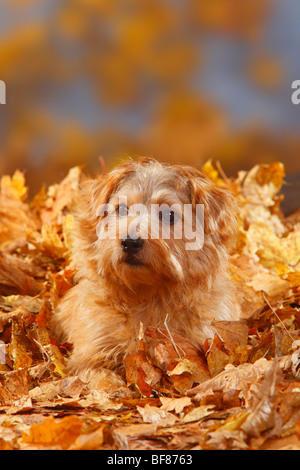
80,161 -> 135,211
177,165 -> 238,249
74,161 -> 135,246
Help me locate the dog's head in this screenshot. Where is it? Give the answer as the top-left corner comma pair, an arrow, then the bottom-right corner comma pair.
74,158 -> 237,291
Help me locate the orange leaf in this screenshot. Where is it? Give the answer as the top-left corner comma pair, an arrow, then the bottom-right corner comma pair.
124,338 -> 161,397
22,416 -> 82,449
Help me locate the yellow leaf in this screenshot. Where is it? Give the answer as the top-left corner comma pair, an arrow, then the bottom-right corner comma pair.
201,160 -> 223,184
26,225 -> 66,259
216,411 -> 250,432
284,272 -> 300,288
246,222 -> 300,271
168,358 -> 200,377
246,272 -> 290,298
0,170 -> 28,201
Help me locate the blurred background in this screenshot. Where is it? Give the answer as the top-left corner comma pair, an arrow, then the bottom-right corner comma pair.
0,0 -> 300,197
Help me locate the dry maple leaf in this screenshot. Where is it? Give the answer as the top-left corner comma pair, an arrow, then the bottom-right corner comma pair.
29,376 -> 85,402
241,360 -> 282,437
0,253 -> 44,297
205,334 -> 231,377
211,320 -> 249,352
0,369 -> 29,406
144,326 -> 210,393
159,396 -> 192,413
137,404 -> 178,426
188,358 -> 274,399
124,331 -> 162,397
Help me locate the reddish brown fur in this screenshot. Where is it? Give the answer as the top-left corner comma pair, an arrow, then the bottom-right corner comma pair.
52,158 -> 240,393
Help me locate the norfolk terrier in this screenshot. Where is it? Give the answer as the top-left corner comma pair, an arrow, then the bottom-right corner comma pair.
53,158 -> 240,392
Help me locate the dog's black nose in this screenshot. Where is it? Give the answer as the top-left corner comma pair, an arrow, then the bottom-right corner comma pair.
121,236 -> 144,254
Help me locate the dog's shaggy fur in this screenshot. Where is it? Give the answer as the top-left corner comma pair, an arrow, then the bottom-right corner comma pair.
53,158 -> 240,392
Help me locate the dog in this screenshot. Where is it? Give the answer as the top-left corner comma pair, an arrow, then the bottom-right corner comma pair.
52,158 -> 240,393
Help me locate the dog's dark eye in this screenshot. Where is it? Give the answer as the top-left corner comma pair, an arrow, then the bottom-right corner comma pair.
117,204 -> 128,217
160,209 -> 176,225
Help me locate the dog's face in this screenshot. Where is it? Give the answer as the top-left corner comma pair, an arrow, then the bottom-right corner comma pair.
75,158 -> 237,291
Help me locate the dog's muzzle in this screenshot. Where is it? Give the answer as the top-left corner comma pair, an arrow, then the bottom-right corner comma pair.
121,236 -> 144,256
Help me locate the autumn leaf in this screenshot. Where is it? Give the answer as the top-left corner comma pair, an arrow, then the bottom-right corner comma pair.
22,416 -> 82,449
29,376 -> 85,402
0,253 -> 44,297
212,320 -> 249,353
205,334 -> 231,377
69,423 -> 114,450
159,396 -> 192,414
0,170 -> 28,201
26,224 -> 66,260
241,360 -> 282,437
9,314 -> 34,370
144,326 -> 210,393
39,166 -> 81,226
0,369 -> 29,406
137,404 -> 178,426
52,269 -> 76,299
124,345 -> 161,398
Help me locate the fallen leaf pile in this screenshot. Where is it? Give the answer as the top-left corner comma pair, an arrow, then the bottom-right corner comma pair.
1,161 -> 300,450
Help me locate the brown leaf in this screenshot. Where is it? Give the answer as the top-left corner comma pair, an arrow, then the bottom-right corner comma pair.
30,325 -> 67,378
9,314 -> 34,370
124,336 -> 162,397
241,360 -> 282,437
212,321 -> 249,353
137,404 -> 178,426
144,326 -> 210,393
52,269 -> 76,299
0,295 -> 43,315
6,396 -> 33,415
0,253 -> 44,296
159,396 -> 192,413
229,253 -> 267,317
205,333 -> 231,377
0,369 -> 29,406
188,358 -> 274,399
29,376 -> 85,402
